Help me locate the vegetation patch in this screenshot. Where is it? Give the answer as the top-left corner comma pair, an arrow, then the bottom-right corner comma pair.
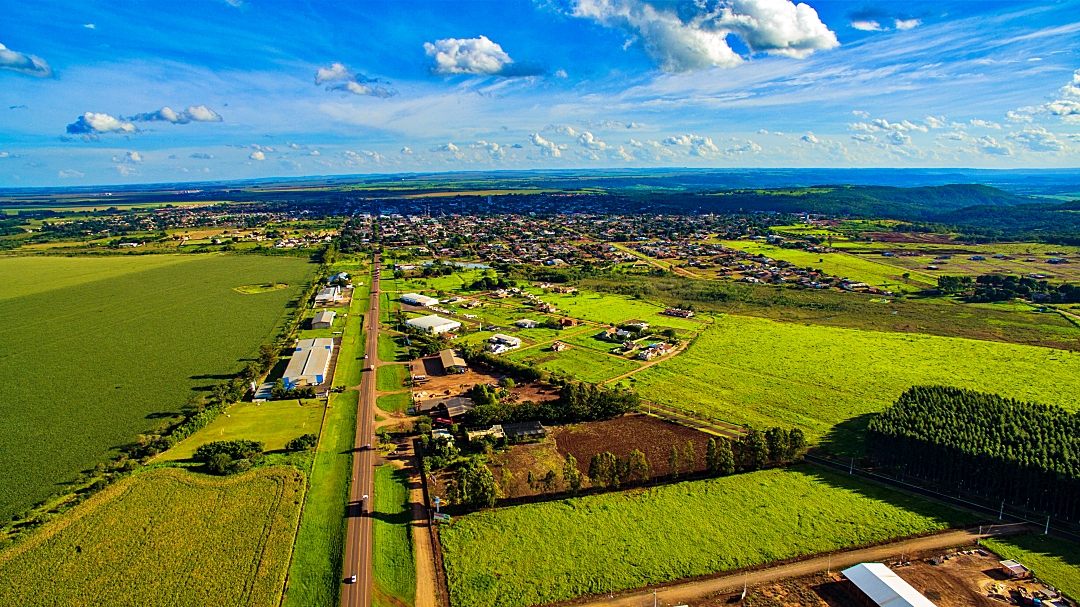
0,466 -> 305,607
160,399 -> 324,461
506,346 -> 642,383
234,282 -> 291,294
439,465 -> 974,607
377,392 -> 414,413
983,534 -> 1080,601
376,364 -> 409,392
372,465 -> 416,607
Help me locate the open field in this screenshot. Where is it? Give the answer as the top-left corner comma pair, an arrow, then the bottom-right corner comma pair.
0,253 -> 315,521
620,314 -> 1080,453
378,333 -> 408,362
554,414 -> 715,478
160,400 -> 325,461
506,344 -> 643,383
377,364 -> 409,391
284,391 -> 357,607
333,311 -> 366,388
372,465 -> 416,607
983,534 -> 1080,600
533,291 -> 664,324
377,392 -> 413,413
439,465 -> 975,607
0,466 -> 305,607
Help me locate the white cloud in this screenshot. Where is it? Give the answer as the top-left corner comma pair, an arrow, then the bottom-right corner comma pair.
112,151 -> 142,163
472,140 -> 505,157
976,136 -> 1012,156
554,69 -> 568,78
115,164 -> 138,176
545,124 -> 579,137
663,133 -> 719,155
577,131 -> 610,150
1005,111 -> 1033,123
58,169 -> 84,178
250,151 -> 266,161
851,110 -> 870,119
970,119 -> 1002,129
894,18 -> 921,30
0,152 -> 8,158
801,132 -> 819,143
328,81 -> 395,98
424,35 -> 542,77
1010,70 -> 1080,123
924,116 -> 946,129
849,118 -> 928,134
616,145 -> 635,161
888,131 -> 911,145
725,139 -> 762,155
316,63 -> 352,84
127,105 -> 222,124
570,0 -> 838,73
851,134 -> 877,143
529,133 -> 566,157
66,112 -> 136,134
83,23 -> 95,29
316,62 -> 395,97
250,144 -> 275,153
400,147 -> 413,154
0,42 -> 52,77
851,20 -> 882,31
1010,127 -> 1066,152
309,150 -> 321,156
190,152 -> 214,159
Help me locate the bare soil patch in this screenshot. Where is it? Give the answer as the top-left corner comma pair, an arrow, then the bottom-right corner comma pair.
554,413 -> 715,477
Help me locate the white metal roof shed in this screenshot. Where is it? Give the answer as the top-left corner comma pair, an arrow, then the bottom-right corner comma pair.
842,563 -> 938,607
406,314 -> 461,334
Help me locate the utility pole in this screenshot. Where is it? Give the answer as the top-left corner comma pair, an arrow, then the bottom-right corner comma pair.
1045,516 -> 1050,535
849,458 -> 853,475
999,500 -> 1004,521
653,589 -> 657,607
827,555 -> 831,576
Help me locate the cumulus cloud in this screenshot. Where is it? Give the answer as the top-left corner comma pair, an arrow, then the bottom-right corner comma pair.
66,112 -> 136,135
581,119 -> 644,129
126,105 -> 223,124
801,132 -> 819,143
570,0 -> 838,72
190,152 -> 214,159
529,133 -> 567,157
888,131 -> 911,145
400,147 -> 413,154
663,133 -> 719,155
851,20 -> 882,31
309,150 -> 321,156
58,169 -> 84,178
83,23 -> 95,29
430,142 -> 465,160
577,131 -> 610,150
112,151 -> 142,163
1011,70 -> 1080,123
1009,127 -> 1066,152
0,42 -> 52,77
115,164 -> 138,176
424,35 -> 544,77
0,151 -> 9,158
851,134 -> 877,143
725,139 -> 762,155
616,145 -> 635,161
316,62 -> 395,97
250,151 -> 266,161
970,119 -> 1002,129
544,124 -> 578,137
472,140 -> 505,157
849,118 -> 929,135
1005,110 -> 1033,123
894,18 -> 921,30
924,116 -> 947,129
976,136 -> 1012,156
851,110 -> 870,119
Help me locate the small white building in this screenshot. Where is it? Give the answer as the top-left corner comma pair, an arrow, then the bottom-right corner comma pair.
315,285 -> 345,305
407,314 -> 462,334
515,319 -> 540,329
311,309 -> 336,329
401,293 -> 440,307
283,338 -> 335,389
488,334 -> 522,354
842,563 -> 938,607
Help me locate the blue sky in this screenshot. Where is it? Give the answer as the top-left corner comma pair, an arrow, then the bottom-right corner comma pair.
1,0 -> 1079,186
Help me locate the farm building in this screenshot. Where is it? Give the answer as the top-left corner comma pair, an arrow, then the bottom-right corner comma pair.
311,310 -> 336,329
503,421 -> 546,440
841,563 -> 938,607
407,314 -> 462,334
329,271 -> 349,284
283,338 -> 335,389
515,319 -> 540,328
466,425 -> 506,441
626,321 -> 650,331
439,349 -> 467,374
661,307 -> 694,318
315,285 -> 345,305
637,342 -> 674,360
999,560 -> 1032,579
415,395 -> 475,420
559,317 -> 578,327
551,341 -> 568,352
488,334 -> 522,354
401,293 -> 440,307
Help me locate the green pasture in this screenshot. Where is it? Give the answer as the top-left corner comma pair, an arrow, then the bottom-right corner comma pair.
983,535 -> 1080,600
160,399 -> 325,461
372,465 -> 416,607
299,308 -> 349,338
622,315 -> 1080,453
377,364 -> 409,392
0,467 -> 305,607
440,465 -> 973,607
507,345 -> 642,383
0,253 -> 315,521
379,333 -> 408,363
285,391 -> 358,607
377,392 -> 413,413
536,291 -> 663,324
333,309 -> 366,389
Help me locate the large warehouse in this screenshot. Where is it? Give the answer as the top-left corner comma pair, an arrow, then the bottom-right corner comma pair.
401,293 -> 440,307
283,338 -> 335,389
406,314 -> 462,334
842,563 -> 938,607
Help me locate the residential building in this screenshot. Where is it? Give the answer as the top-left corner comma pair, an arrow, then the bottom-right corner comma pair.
315,285 -> 345,305
488,333 -> 522,354
515,319 -> 540,329
311,309 -> 336,329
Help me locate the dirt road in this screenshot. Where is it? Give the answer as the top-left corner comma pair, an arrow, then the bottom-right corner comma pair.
569,524 -> 1027,607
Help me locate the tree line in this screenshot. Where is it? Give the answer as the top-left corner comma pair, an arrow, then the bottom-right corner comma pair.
867,385 -> 1080,519
462,381 -> 639,427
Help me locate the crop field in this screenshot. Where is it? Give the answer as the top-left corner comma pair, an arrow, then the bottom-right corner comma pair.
0,466 -> 305,607
160,400 -> 325,461
377,364 -> 409,391
439,465 -> 974,607
506,345 -> 642,383
534,291 -> 664,324
621,315 -> 1080,453
0,253 -> 315,521
983,535 -> 1080,600
372,465 -> 416,607
285,391 -> 357,607
377,392 -> 413,413
719,240 -> 937,292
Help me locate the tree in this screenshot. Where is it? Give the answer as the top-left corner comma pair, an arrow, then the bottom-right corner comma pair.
563,453 -> 583,494
527,470 -> 536,490
787,428 -> 807,460
715,437 -> 735,475
737,429 -> 769,470
765,427 -> 789,463
542,470 -> 558,492
627,449 -> 649,484
453,461 -> 497,509
499,468 -> 516,498
588,452 -> 619,488
705,438 -> 719,474
668,445 -> 680,480
286,433 -> 319,451
205,453 -> 233,475
683,440 -> 696,475
498,377 -> 515,389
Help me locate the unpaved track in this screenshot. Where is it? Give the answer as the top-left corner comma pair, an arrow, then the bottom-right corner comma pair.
567,524 -> 1027,607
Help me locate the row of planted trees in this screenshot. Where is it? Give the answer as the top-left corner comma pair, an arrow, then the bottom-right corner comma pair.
447,426 -> 806,510
867,385 -> 1080,519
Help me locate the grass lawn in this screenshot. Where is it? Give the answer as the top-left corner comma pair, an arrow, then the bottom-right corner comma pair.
372,465 -> 416,607
983,535 -> 1080,600
377,364 -> 409,392
0,466 -> 305,607
333,307 -> 366,389
377,392 -> 414,413
506,346 -> 642,383
440,465 -> 974,607
0,253 -> 315,521
284,391 -> 358,607
538,291 -> 663,324
378,333 -> 407,363
621,314 -> 1080,454
161,399 -> 325,461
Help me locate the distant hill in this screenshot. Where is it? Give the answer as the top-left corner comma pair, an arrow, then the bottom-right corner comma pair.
931,199 -> 1080,243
